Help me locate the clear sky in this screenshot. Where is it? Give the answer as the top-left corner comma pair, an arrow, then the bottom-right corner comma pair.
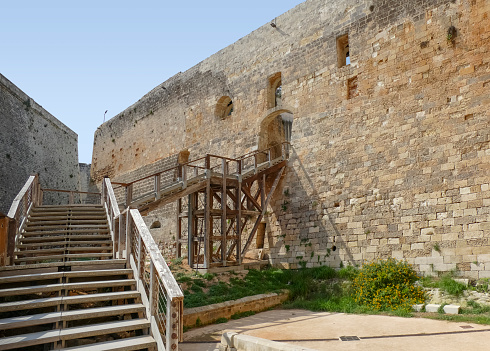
1,0 -> 305,164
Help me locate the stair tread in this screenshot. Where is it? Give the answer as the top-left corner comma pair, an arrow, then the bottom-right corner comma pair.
0,279 -> 136,296
0,269 -> 132,284
15,252 -> 114,263
0,304 -> 145,330
0,319 -> 150,349
25,225 -> 110,231
60,335 -> 156,351
15,246 -> 113,255
21,234 -> 111,241
0,291 -> 140,312
0,259 -> 126,272
18,240 -> 113,248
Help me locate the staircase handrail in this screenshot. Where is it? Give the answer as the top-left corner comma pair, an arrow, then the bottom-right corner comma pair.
102,177 -> 183,351
5,174 -> 41,265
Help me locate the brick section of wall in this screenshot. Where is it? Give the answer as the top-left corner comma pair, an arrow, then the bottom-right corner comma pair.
0,73 -> 80,213
92,0 -> 490,278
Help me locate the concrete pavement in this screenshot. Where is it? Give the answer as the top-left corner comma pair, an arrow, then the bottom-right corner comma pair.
180,309 -> 490,351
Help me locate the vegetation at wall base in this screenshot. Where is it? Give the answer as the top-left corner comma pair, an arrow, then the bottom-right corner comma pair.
174,259 -> 489,327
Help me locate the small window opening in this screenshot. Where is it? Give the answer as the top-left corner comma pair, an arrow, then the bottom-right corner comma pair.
215,96 -> 233,119
337,34 -> 350,67
150,221 -> 161,229
268,72 -> 282,109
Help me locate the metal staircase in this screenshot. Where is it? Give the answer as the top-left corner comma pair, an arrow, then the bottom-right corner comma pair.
0,176 -> 183,351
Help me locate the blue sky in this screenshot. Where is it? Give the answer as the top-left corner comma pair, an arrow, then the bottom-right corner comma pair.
1,0 -> 305,164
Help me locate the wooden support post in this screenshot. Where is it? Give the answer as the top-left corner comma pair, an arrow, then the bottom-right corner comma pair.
236,182 -> 242,264
187,194 -> 195,267
118,212 -> 125,259
0,215 -> 8,266
221,159 -> 227,266
154,174 -> 161,200
149,262 -> 155,318
69,191 -> 74,205
126,212 -> 132,268
126,184 -> 133,208
176,198 -> 182,258
182,165 -> 187,188
261,174 -> 266,210
101,178 -> 106,205
204,179 -> 211,269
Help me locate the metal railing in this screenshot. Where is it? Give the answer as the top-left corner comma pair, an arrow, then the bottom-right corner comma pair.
102,178 -> 184,351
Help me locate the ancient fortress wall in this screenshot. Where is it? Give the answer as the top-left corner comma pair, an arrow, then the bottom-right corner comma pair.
92,0 -> 490,278
0,73 -> 80,213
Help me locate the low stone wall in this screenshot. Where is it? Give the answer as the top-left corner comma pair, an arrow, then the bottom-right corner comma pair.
183,291 -> 289,328
220,332 -> 316,351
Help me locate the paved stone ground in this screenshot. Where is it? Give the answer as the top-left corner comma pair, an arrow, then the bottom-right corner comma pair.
180,309 -> 490,351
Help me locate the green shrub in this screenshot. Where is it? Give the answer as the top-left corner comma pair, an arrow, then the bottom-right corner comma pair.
352,259 -> 425,312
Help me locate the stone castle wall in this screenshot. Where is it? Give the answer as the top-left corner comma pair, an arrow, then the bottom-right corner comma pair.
0,73 -> 80,213
92,0 -> 490,278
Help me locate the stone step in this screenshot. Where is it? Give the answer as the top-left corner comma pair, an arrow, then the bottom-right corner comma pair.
0,269 -> 132,284
0,291 -> 140,313
60,335 -> 157,351
14,253 -> 114,264
0,318 -> 150,350
0,279 -> 136,297
0,304 -> 145,330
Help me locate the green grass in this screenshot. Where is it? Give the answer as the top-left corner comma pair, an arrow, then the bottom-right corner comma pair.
420,273 -> 467,296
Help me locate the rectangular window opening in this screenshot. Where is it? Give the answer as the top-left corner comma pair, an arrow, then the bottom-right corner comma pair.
337,34 -> 350,68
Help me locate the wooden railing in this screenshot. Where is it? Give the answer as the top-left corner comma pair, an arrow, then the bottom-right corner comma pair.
112,142 -> 290,208
102,178 -> 184,351
41,188 -> 101,205
3,175 -> 42,265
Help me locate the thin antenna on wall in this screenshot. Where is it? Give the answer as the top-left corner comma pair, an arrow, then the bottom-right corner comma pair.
103,110 -> 108,122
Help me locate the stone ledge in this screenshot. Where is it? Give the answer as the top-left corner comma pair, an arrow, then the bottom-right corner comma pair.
220,332 -> 317,351
183,291 -> 289,328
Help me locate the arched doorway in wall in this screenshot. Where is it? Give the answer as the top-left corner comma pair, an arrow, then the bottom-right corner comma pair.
258,109 -> 293,162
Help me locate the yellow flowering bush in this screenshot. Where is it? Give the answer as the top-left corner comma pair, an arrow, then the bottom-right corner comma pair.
352,259 -> 425,312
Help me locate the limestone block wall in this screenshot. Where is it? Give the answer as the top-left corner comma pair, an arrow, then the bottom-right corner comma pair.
92,0 -> 490,278
0,74 -> 80,213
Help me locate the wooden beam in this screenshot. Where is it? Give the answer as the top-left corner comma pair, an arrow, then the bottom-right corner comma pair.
221,159 -> 227,266
241,186 -> 262,212
242,167 -> 285,255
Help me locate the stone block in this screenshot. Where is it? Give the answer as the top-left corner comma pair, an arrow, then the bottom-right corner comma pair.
425,304 -> 440,313
412,304 -> 424,312
443,305 -> 460,315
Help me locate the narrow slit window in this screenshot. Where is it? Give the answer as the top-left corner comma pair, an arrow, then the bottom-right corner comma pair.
337,34 -> 350,67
